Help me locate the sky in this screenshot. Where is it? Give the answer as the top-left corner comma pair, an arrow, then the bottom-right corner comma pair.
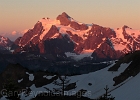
0,0 -> 140,40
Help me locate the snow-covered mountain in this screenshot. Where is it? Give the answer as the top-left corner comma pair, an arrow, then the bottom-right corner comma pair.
0,35 -> 13,51
1,51 -> 140,100
13,12 -> 140,61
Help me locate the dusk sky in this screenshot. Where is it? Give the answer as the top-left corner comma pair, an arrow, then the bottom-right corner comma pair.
0,0 -> 140,40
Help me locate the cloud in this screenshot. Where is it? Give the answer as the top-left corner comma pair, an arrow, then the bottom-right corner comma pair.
11,31 -> 17,35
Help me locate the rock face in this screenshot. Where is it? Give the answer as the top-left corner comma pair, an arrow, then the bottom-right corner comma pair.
19,22 -> 43,46
91,41 -> 122,62
13,12 -> 140,61
40,36 -> 74,55
14,37 -> 22,45
108,51 -> 140,86
57,12 -> 71,26
70,21 -> 88,30
83,24 -> 116,50
0,63 -> 58,94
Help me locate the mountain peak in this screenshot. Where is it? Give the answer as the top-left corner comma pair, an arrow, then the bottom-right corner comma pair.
60,12 -> 71,18
56,12 -> 71,26
122,25 -> 131,30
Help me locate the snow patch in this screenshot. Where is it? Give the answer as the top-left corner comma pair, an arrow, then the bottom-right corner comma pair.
43,75 -> 56,79
51,33 -> 60,39
113,44 -> 126,51
18,78 -> 23,83
65,50 -> 94,61
26,72 -> 34,81
97,43 -> 102,48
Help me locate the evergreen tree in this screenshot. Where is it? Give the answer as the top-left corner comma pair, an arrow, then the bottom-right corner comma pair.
97,85 -> 115,100
53,75 -> 70,96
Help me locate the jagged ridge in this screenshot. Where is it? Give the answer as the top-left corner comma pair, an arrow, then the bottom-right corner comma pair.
12,12 -> 140,61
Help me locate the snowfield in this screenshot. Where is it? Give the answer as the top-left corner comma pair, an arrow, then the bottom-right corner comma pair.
111,72 -> 140,100
65,50 -> 93,61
